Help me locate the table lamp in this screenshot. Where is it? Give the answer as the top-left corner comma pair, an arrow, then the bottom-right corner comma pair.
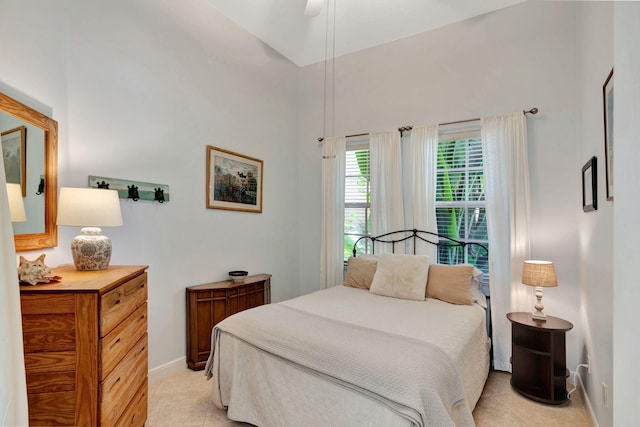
522,260 -> 557,321
57,187 -> 123,270
6,183 -> 26,222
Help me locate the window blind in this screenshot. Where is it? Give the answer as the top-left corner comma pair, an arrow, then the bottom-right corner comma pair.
344,146 -> 370,258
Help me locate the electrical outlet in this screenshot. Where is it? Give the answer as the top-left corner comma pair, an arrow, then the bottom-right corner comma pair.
587,354 -> 591,374
602,382 -> 608,406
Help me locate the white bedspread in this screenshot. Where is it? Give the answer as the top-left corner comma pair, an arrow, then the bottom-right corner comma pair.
205,286 -> 489,427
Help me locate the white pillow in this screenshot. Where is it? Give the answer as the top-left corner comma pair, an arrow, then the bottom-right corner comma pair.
369,253 -> 429,301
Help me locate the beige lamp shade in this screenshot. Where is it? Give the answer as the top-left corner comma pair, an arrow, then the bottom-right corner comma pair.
57,187 -> 123,270
57,187 -> 123,227
6,183 -> 26,222
522,260 -> 558,288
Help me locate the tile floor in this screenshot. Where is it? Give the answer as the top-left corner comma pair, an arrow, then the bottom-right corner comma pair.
147,369 -> 592,427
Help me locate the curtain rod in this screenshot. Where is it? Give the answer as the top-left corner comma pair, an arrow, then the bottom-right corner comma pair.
317,107 -> 539,142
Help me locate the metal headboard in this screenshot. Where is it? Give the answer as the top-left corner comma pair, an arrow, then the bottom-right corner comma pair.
352,229 -> 488,258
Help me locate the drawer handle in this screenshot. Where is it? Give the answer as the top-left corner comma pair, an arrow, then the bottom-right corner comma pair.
110,377 -> 121,390
110,338 -> 121,349
115,299 -> 121,305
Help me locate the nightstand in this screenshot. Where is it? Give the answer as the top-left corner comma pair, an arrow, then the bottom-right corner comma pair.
186,274 -> 271,370
507,312 -> 573,405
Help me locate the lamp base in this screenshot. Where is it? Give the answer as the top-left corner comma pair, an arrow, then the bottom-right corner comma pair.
532,311 -> 547,321
532,286 -> 547,321
70,227 -> 112,270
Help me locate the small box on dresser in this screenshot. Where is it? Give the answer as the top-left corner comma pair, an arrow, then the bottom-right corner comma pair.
186,274 -> 271,371
20,264 -> 149,427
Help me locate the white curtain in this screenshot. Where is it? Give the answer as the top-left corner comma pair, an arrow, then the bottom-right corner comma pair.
404,125 -> 438,260
0,161 -> 29,425
320,137 -> 346,288
370,131 -> 405,253
482,112 -> 531,372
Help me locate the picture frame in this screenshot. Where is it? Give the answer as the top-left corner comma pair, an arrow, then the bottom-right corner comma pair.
582,156 -> 597,212
603,68 -> 614,201
206,145 -> 263,213
1,125 -> 27,196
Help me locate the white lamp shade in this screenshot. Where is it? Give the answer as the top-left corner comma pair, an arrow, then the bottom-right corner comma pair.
57,187 -> 123,227
522,260 -> 558,288
6,183 -> 26,222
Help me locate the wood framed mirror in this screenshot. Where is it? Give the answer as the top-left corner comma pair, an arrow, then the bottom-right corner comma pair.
1,92 -> 58,251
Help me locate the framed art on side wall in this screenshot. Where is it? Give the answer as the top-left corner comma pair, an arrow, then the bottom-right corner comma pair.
1,125 -> 26,196
603,68 -> 614,201
206,146 -> 263,213
582,156 -> 597,212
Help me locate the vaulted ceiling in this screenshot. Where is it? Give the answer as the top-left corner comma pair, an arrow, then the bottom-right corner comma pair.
206,0 -> 526,66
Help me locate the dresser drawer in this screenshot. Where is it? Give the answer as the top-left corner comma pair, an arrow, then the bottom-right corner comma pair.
100,334 -> 148,426
101,272 -> 147,336
114,379 -> 148,427
101,303 -> 147,380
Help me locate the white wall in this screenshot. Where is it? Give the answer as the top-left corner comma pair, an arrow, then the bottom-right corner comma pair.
613,3 -> 640,426
576,3 -> 614,426
0,0 -> 300,369
299,0 -> 585,367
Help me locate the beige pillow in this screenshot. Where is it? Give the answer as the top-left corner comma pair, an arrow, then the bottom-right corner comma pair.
426,264 -> 474,305
369,253 -> 429,301
343,255 -> 378,289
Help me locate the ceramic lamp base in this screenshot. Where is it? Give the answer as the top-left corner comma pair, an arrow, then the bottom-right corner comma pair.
71,227 -> 112,270
532,286 -> 547,321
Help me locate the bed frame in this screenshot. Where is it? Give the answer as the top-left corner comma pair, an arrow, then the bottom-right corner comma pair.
352,228 -> 493,368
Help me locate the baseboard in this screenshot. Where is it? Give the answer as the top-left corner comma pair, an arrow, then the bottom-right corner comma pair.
148,356 -> 187,385
575,371 -> 600,427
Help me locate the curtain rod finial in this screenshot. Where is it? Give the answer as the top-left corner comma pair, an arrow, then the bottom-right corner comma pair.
318,136 -> 324,142
524,107 -> 539,115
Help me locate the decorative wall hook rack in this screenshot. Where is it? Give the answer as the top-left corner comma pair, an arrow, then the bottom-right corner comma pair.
88,175 -> 170,203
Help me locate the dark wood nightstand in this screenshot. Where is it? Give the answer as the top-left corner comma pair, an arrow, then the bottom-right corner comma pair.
507,312 -> 573,405
186,274 -> 271,370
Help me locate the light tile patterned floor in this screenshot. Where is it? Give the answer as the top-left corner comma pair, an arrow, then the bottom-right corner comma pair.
147,369 -> 592,427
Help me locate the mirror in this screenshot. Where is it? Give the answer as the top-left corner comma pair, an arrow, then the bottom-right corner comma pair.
0,92 -> 58,251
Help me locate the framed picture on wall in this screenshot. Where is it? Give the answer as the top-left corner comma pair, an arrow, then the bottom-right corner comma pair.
603,68 -> 614,201
1,125 -> 27,196
582,156 -> 597,212
206,145 -> 263,213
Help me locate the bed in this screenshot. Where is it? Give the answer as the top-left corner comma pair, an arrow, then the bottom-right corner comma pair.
205,230 -> 491,427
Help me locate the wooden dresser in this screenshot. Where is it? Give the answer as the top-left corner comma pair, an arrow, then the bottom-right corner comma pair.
20,265 -> 149,426
186,274 -> 271,370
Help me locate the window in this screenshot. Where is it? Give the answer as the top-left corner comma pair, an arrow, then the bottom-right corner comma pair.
435,133 -> 489,272
341,131 -> 489,274
344,142 -> 370,260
